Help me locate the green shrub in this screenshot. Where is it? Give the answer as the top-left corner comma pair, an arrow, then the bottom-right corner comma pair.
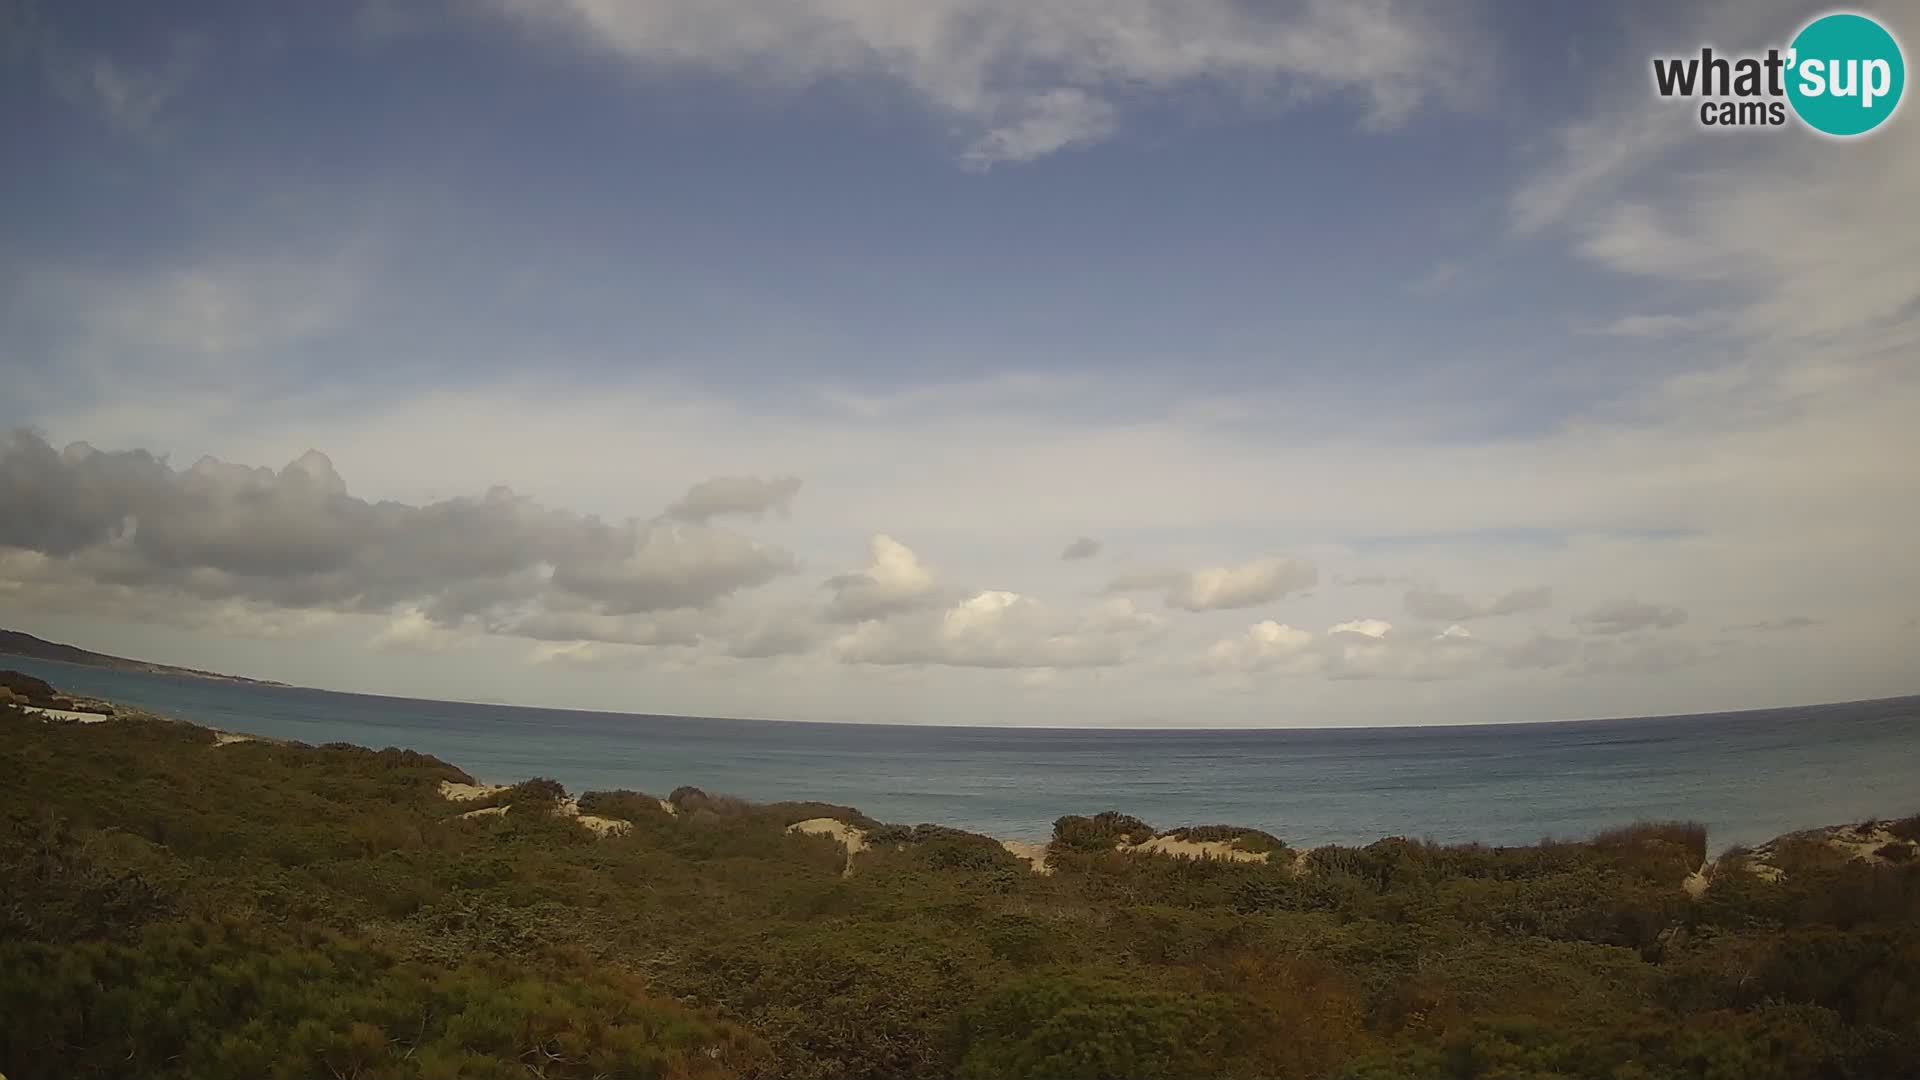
1168,824 -> 1288,855
1052,810 -> 1156,852
956,975 -> 1244,1079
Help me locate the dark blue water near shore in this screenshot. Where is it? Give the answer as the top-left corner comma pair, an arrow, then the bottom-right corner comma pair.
8,656 -> 1917,849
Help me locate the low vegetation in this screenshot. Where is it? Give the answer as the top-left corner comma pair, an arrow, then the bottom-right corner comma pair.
3,700 -> 1917,1079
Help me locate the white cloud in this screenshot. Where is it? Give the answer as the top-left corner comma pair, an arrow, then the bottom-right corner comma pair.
664,474 -> 803,523
1204,615 -> 1496,682
1108,555 -> 1318,612
1201,619 -> 1318,675
834,591 -> 1163,669
495,0 -> 1478,165
823,533 -> 943,622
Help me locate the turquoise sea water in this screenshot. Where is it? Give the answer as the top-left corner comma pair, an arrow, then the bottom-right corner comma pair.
7,656 -> 1917,849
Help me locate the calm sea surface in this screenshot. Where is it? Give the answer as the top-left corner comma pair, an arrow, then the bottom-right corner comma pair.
7,656 -> 1917,850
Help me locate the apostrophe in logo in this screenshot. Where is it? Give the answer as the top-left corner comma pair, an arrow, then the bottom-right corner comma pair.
1651,10 -> 1905,136
1787,13 -> 1904,135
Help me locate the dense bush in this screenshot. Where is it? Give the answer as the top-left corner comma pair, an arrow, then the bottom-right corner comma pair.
3,704 -> 1918,1079
575,788 -> 671,822
1168,824 -> 1288,855
1052,810 -> 1156,851
956,976 -> 1247,1079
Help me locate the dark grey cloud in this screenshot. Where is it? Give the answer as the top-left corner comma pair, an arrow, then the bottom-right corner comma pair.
0,429 -> 798,642
1573,598 -> 1688,635
1060,536 -> 1101,560
664,474 -> 802,523
1405,584 -> 1552,621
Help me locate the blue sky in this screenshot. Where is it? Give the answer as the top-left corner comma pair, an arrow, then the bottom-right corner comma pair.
2,0 -> 1915,725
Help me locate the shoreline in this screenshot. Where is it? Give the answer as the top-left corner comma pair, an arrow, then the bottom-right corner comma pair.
11,671 -> 1917,883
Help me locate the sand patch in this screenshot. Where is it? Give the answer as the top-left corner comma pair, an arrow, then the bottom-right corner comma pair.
1694,823 -> 1913,890
658,799 -> 678,816
460,805 -> 509,819
27,707 -> 113,724
1123,835 -> 1271,863
787,818 -> 870,877
439,780 -> 511,802
553,797 -> 633,837
1682,863 -> 1710,898
213,732 -> 255,746
1000,839 -> 1054,875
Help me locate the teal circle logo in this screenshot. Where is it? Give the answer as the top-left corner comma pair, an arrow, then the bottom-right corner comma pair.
1787,13 -> 1905,136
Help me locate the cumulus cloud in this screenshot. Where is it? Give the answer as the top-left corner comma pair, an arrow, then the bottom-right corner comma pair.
664,474 -> 802,523
0,429 -> 798,647
1060,536 -> 1102,561
1203,615 -> 1489,681
547,523 -> 795,614
1200,620 -> 1318,675
822,533 -> 943,622
1106,555 -> 1317,612
495,0 -> 1476,165
1573,598 -> 1688,636
1404,584 -> 1552,621
834,591 -> 1163,669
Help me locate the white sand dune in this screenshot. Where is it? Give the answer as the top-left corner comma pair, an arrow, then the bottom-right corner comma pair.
1122,835 -> 1271,863
787,817 -> 869,877
439,780 -> 511,801
554,797 -> 632,837
443,784 -> 632,836
27,707 -> 113,724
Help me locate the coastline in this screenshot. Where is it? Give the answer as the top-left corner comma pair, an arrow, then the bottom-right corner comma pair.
10,670 -> 1916,884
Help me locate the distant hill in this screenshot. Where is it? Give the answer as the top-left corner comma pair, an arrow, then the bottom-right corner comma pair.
0,628 -> 288,686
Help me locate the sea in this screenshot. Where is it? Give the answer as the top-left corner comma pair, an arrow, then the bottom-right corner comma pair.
6,655 -> 1917,850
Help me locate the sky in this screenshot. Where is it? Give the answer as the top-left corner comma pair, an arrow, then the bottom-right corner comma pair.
1,0 -> 1915,727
